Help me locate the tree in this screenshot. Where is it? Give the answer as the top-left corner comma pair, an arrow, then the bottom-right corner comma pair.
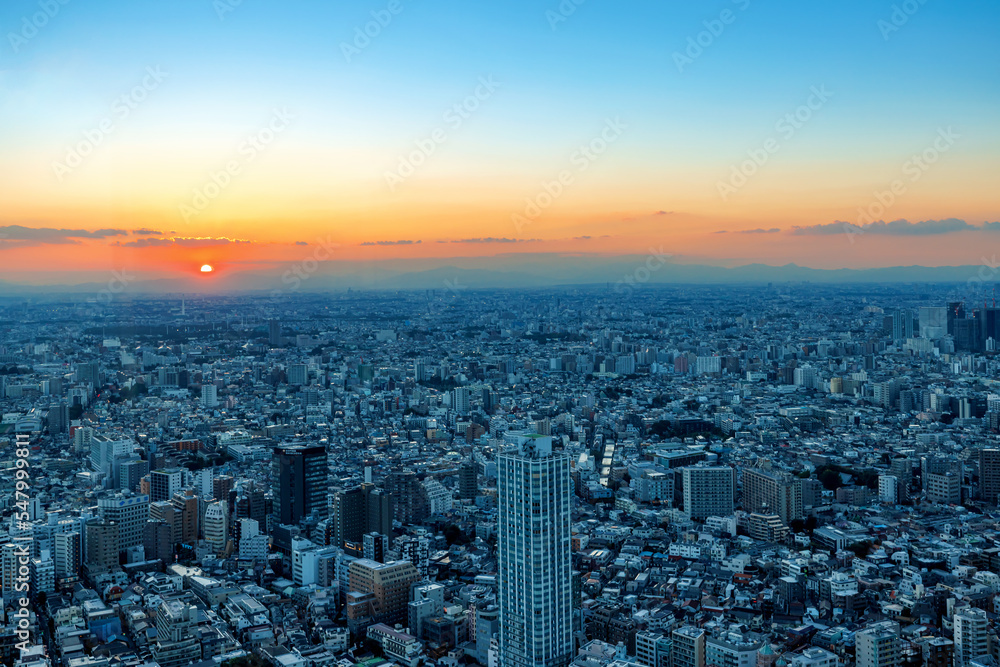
818,468 -> 843,491
848,540 -> 873,559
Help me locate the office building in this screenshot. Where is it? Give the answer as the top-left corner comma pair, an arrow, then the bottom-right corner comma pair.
150,468 -> 185,503
979,449 -> 1000,505
97,492 -> 149,554
331,483 -> 392,553
273,444 -> 328,525
347,558 -> 420,627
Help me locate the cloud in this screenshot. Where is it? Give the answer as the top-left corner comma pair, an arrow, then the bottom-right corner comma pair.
131,228 -> 163,236
574,235 -> 592,240
740,228 -> 780,234
451,237 -> 539,244
0,225 -> 128,244
295,241 -> 308,246
116,237 -> 251,248
790,218 -> 984,236
656,210 -> 673,215
360,240 -> 422,246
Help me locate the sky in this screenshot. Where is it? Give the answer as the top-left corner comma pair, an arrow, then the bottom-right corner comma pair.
1,0 -> 999,284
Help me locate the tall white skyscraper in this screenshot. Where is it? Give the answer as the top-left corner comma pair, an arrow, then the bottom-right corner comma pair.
498,435 -> 573,667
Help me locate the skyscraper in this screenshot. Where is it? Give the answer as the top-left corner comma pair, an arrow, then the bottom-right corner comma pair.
269,319 -> 282,346
498,435 -> 573,667
459,458 -> 479,501
273,444 -> 329,525
979,449 -> 1000,505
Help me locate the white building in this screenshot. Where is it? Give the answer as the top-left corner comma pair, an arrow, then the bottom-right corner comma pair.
498,435 -> 573,666
204,501 -> 228,554
855,621 -> 900,667
878,475 -> 898,504
954,607 -> 990,667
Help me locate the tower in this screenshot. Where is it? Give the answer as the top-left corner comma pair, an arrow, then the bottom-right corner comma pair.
498,435 -> 573,667
273,444 -> 328,525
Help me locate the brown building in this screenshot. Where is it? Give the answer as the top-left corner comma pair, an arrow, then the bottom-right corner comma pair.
348,559 -> 420,627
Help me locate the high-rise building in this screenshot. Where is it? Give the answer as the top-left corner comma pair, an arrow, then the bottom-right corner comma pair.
856,621 -> 900,667
119,459 -> 150,492
386,469 -> 428,525
170,489 -> 200,545
153,600 -> 202,667
682,466 -> 735,521
273,444 -> 328,525
741,466 -> 802,526
201,384 -> 218,408
269,320 -> 282,346
459,458 -> 479,501
979,449 -> 1000,505
396,534 -> 431,578
672,626 -> 706,667
144,521 -> 173,563
498,435 -> 573,667
288,363 -> 308,385
452,386 -> 471,414
954,607 -> 989,667
331,483 -> 392,553
54,531 -> 81,582
150,468 -> 185,502
347,558 -> 420,627
97,492 -> 149,554
84,521 -> 120,571
212,475 -> 235,502
878,476 -> 898,504
362,532 -> 388,563
204,501 -> 228,554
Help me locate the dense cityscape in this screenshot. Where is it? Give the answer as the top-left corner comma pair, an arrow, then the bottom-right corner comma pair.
3,284 -> 1000,667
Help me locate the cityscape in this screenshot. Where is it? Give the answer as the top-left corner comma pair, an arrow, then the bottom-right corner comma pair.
2,1 -> 1000,667
4,286 -> 1000,667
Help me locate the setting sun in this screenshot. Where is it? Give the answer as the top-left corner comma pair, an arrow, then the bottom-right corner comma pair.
200,265 -> 213,273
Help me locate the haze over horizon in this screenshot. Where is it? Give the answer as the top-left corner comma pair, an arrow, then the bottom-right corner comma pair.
1,0 -> 999,287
